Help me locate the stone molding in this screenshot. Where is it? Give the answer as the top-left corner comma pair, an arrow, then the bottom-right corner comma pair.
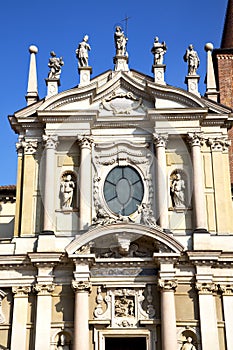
153,133 -> 168,148
72,280 -> 92,293
12,286 -> 31,296
158,279 -> 177,291
42,134 -> 58,149
34,283 -> 55,295
195,282 -> 218,294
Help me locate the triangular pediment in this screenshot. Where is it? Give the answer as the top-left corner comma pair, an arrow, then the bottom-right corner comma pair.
66,223 -> 184,259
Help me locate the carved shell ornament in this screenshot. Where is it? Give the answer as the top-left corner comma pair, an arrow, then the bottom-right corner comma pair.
100,91 -> 143,114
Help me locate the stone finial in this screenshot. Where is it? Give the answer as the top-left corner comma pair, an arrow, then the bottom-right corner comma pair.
204,42 -> 219,102
26,45 -> 39,105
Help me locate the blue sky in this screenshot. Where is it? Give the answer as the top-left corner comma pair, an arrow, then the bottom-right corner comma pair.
0,0 -> 228,185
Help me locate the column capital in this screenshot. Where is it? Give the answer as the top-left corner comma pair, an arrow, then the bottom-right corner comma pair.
187,132 -> 204,147
195,282 -> 218,294
12,285 -> 31,296
207,137 -> 231,152
34,283 -> 55,295
153,133 -> 168,147
43,134 -> 58,149
78,135 -> 94,149
16,138 -> 38,155
158,279 -> 177,291
219,284 -> 233,295
72,280 -> 92,293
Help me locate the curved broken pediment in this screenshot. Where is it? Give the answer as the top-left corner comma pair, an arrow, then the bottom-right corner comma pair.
66,223 -> 184,258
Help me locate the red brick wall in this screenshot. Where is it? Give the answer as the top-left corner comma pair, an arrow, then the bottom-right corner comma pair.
216,54 -> 233,184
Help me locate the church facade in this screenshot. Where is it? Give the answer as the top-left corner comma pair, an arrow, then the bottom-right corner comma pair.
0,5 -> 233,350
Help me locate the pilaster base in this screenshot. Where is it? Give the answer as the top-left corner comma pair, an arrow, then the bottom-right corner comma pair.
78,66 -> 92,86
152,64 -> 166,85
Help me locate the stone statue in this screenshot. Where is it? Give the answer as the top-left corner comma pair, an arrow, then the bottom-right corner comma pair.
138,203 -> 158,228
114,26 -> 128,56
57,333 -> 70,350
170,173 -> 185,208
76,35 -> 91,67
181,337 -> 196,350
48,51 -> 64,79
183,44 -> 200,75
60,174 -> 75,209
151,36 -> 167,65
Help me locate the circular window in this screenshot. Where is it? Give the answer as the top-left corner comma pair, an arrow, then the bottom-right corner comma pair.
104,166 -> 144,216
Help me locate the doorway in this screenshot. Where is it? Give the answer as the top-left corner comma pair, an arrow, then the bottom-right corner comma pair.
105,337 -> 146,350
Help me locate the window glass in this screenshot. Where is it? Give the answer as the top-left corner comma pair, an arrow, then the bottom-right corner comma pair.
104,166 -> 144,215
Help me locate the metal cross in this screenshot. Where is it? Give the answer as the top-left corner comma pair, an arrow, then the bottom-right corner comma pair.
122,15 -> 131,37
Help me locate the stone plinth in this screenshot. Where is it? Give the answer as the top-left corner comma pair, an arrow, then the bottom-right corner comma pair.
185,74 -> 200,96
78,66 -> 92,86
152,64 -> 166,84
113,55 -> 129,71
45,78 -> 60,98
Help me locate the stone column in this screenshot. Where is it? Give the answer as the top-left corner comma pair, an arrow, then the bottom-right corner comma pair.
159,279 -> 177,350
219,284 -> 233,350
187,133 -> 207,231
14,139 -> 24,236
34,283 -> 55,350
10,286 -> 31,350
42,135 -> 58,233
153,134 -> 168,230
78,136 -> 93,230
72,281 -> 91,350
196,282 -> 220,350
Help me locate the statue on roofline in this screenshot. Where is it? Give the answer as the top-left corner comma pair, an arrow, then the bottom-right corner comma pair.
114,26 -> 128,57
183,44 -> 200,75
151,36 -> 167,65
76,35 -> 91,67
47,51 -> 64,80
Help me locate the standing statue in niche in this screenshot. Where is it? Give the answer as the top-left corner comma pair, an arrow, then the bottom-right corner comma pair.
151,36 -> 167,65
181,337 -> 196,350
114,26 -> 128,56
183,44 -> 200,75
76,35 -> 91,67
48,51 -> 64,79
57,333 -> 70,350
60,174 -> 75,209
170,173 -> 186,208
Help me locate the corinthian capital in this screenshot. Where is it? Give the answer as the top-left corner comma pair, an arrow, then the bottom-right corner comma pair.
219,284 -> 233,295
187,132 -> 204,147
207,137 -> 231,152
43,134 -> 58,149
72,280 -> 92,292
196,282 -> 217,294
12,286 -> 31,296
34,283 -> 55,295
153,133 -> 168,148
78,135 -> 94,149
158,279 -> 177,291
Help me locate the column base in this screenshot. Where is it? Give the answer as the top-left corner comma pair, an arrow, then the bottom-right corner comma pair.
193,228 -> 209,234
